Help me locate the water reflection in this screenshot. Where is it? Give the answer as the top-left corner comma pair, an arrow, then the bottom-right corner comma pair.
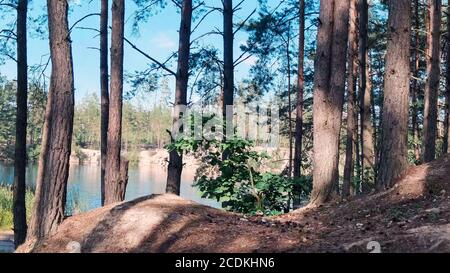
0,162 -> 220,213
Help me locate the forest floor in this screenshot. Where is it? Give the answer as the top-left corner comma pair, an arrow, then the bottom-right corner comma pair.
17,156 -> 450,253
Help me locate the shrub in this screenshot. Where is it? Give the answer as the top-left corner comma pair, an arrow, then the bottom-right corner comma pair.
0,184 -> 34,230
167,135 -> 312,215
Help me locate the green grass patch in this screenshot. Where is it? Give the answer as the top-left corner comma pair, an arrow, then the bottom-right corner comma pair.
0,184 -> 34,231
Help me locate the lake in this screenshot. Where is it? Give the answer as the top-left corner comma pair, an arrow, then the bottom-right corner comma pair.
0,162 -> 220,214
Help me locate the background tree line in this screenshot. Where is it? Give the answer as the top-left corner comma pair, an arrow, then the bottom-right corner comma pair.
0,80 -> 172,163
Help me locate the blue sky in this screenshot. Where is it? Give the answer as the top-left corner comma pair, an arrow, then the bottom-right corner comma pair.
0,0 -> 263,105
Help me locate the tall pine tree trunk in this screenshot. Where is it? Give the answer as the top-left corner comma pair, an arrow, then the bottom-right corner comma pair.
311,0 -> 350,206
28,0 -> 75,240
358,0 -> 375,191
222,0 -> 234,141
166,0 -> 192,195
423,0 -> 441,163
287,29 -> 293,178
376,0 -> 411,190
366,51 -> 376,165
412,0 -> 421,162
13,0 -> 28,248
343,0 -> 358,198
445,2 -> 450,154
104,0 -> 127,205
100,0 -> 109,206
293,0 -> 305,205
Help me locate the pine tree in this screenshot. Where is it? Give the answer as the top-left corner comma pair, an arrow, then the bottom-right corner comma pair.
310,0 -> 350,205
377,0 -> 411,190
28,0 -> 75,239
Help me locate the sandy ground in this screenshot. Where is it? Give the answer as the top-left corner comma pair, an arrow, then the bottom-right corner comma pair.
16,155 -> 450,253
70,148 -> 202,167
70,147 -> 289,169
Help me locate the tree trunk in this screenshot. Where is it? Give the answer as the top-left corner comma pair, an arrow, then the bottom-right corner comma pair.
118,158 -> 129,201
166,0 -> 192,195
223,0 -> 234,141
104,0 -> 126,205
422,0 -> 441,163
28,0 -> 75,240
293,0 -> 305,206
310,0 -> 350,206
376,0 -> 411,190
343,0 -> 358,198
13,0 -> 28,248
355,126 -> 361,194
445,2 -> 450,154
366,51 -> 376,167
358,0 -> 375,192
412,0 -> 421,162
100,0 -> 109,206
287,28 -> 293,178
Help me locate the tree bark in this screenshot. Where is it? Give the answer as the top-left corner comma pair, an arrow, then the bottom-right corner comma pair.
13,0 -> 28,248
358,0 -> 375,192
445,2 -> 450,154
28,0 -> 75,240
293,0 -> 305,180
310,0 -> 350,206
118,158 -> 129,201
100,0 -> 109,206
287,27 -> 293,178
422,0 -> 441,163
166,0 -> 192,195
104,0 -> 126,205
366,51 -> 376,167
222,0 -> 234,141
343,0 -> 358,198
411,0 -> 421,162
376,0 -> 411,190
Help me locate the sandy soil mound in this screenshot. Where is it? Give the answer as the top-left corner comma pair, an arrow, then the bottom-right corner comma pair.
18,156 -> 450,253
276,155 -> 450,252
18,195 -> 301,253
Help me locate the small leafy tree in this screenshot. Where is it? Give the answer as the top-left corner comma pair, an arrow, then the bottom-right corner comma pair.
166,120 -> 312,215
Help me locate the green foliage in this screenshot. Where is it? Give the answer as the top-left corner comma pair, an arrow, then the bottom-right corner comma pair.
407,133 -> 420,165
0,79 -> 172,164
167,133 -> 311,215
0,77 -> 47,162
73,146 -> 88,163
125,70 -> 159,101
27,82 -> 47,161
0,76 -> 16,161
122,102 -> 172,161
0,184 -> 34,230
73,93 -> 101,149
71,93 -> 172,163
189,47 -> 223,104
130,0 -> 168,35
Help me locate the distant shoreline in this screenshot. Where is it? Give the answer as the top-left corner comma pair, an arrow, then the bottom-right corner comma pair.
70,148 -> 200,168
1,146 -> 290,173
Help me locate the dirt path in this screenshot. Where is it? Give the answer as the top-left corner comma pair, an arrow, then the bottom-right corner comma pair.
0,231 -> 14,253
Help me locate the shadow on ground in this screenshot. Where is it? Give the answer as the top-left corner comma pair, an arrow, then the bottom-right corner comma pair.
16,155 -> 450,253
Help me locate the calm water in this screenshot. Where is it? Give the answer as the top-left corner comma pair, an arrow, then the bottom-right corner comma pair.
0,162 -> 220,213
